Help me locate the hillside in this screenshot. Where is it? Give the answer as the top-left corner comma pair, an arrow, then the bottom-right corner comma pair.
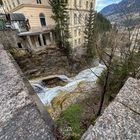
100,0 -> 140,26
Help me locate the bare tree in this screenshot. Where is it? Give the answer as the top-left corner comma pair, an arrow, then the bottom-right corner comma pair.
96,29 -> 119,116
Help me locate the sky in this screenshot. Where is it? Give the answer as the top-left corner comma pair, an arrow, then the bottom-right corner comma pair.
95,0 -> 122,12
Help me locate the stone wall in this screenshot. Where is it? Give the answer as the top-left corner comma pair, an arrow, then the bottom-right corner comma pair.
0,30 -> 26,49
0,44 -> 56,140
81,78 -> 140,140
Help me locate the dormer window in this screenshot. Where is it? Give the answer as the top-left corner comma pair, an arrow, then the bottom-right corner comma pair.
36,0 -> 42,4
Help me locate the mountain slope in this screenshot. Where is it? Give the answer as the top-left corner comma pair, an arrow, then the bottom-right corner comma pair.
100,0 -> 140,26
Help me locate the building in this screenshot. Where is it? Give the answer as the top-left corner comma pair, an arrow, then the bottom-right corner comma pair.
67,0 -> 96,48
2,0 -> 56,51
0,6 -> 4,13
1,0 -> 96,51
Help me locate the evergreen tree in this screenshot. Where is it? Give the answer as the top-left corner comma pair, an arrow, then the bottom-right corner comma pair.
95,13 -> 112,33
49,0 -> 71,58
84,10 -> 112,60
84,5 -> 96,60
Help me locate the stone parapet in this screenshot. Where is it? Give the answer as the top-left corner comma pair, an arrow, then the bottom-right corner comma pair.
81,78 -> 140,140
0,44 -> 55,140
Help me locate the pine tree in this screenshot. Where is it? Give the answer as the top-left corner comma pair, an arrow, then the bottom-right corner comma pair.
49,0 -> 71,59
84,5 -> 96,60
84,9 -> 112,61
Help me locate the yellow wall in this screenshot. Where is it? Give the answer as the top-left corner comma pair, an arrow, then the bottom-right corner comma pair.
2,0 -> 96,48
14,6 -> 55,30
68,0 -> 96,47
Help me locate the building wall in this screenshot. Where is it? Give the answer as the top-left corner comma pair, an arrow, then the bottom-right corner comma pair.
0,30 -> 24,49
2,0 -> 49,12
2,0 -> 55,30
2,0 -> 96,48
68,0 -> 96,48
14,6 -> 54,30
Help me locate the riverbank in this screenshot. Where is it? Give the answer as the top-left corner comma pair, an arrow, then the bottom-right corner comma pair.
30,64 -> 105,119
15,48 -> 91,79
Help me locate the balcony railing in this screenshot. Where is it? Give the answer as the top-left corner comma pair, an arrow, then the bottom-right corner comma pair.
30,25 -> 55,32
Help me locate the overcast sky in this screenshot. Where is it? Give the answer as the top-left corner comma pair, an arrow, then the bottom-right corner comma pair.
95,0 -> 122,12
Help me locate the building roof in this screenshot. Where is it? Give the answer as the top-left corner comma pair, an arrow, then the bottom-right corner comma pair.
10,13 -> 25,21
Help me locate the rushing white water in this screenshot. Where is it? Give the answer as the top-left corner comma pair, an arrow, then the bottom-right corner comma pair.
30,64 -> 106,105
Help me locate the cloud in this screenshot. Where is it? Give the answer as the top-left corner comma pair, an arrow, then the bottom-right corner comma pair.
95,0 -> 122,12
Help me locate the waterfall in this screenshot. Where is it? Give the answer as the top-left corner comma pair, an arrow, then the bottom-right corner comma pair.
30,64 -> 106,106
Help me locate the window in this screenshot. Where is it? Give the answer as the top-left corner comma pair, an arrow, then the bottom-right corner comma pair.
75,39 -> 77,45
78,38 -> 81,44
79,14 -> 82,24
74,13 -> 77,24
85,14 -> 88,24
9,4 -> 12,9
74,0 -> 76,7
4,1 -> 9,11
38,36 -> 42,46
63,0 -> 68,3
17,0 -> 20,5
39,13 -> 46,26
90,2 -> 93,9
12,2 -> 15,7
42,34 -> 46,45
79,0 -> 81,7
74,29 -> 77,37
36,0 -> 42,4
86,1 -> 88,9
78,29 -> 81,36
17,43 -> 22,48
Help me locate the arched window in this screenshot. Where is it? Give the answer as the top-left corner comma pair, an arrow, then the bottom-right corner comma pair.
39,13 -> 46,26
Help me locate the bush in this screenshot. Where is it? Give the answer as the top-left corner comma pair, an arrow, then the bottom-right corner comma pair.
56,104 -> 83,140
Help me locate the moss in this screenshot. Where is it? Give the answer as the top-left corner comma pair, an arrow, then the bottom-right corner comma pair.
91,116 -> 97,126
56,104 -> 83,140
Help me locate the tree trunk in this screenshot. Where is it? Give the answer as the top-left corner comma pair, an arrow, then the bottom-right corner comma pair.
96,69 -> 110,117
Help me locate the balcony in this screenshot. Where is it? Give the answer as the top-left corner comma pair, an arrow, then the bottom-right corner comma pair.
30,25 -> 55,33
